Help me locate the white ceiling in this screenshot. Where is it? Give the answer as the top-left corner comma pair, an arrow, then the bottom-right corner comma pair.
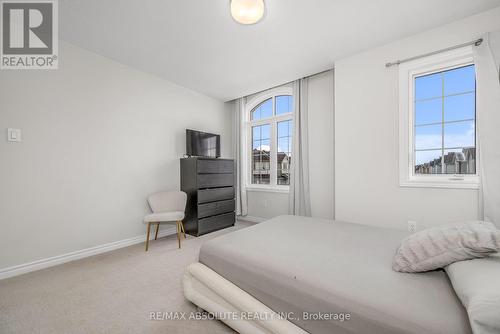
60,0 -> 500,101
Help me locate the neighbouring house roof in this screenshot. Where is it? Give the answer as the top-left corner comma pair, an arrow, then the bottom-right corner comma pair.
463,147 -> 476,160
444,152 -> 465,164
253,149 -> 290,164
416,148 -> 475,169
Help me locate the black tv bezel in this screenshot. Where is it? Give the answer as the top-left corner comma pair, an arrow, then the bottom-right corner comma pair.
185,129 -> 221,158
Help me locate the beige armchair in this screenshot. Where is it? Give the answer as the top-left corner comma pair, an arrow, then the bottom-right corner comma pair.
144,191 -> 187,251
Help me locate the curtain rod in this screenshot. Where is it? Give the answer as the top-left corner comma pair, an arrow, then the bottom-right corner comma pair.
302,68 -> 334,79
241,68 -> 334,100
385,38 -> 483,68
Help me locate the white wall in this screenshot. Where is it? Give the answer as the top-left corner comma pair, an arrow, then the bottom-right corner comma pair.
490,30 -> 500,70
246,72 -> 335,220
335,7 -> 500,230
0,42 -> 233,270
247,190 -> 289,219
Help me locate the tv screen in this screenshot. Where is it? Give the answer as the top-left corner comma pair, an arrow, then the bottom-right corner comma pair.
186,129 -> 221,158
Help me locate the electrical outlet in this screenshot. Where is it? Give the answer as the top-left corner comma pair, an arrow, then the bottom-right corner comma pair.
408,221 -> 417,233
7,128 -> 21,142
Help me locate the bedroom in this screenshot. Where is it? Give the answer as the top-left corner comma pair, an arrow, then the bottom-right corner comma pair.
1,1 -> 500,333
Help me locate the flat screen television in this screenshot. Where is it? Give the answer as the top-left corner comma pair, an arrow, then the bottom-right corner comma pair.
186,129 -> 221,158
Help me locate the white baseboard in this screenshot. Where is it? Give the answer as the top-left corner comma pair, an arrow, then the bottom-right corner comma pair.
238,215 -> 267,223
0,226 -> 177,280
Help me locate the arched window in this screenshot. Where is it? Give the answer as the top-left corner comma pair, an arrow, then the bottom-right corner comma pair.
246,87 -> 293,188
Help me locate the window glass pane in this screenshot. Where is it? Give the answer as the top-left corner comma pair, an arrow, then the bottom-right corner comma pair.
442,148 -> 476,174
444,120 -> 475,148
277,120 -> 292,185
278,137 -> 289,152
444,93 -> 475,122
259,139 -> 270,151
415,124 -> 442,150
276,95 -> 292,115
277,120 -> 291,142
444,65 -> 475,96
252,124 -> 270,142
415,98 -> 442,125
415,72 -> 441,100
252,124 -> 271,184
252,127 -> 260,141
277,153 -> 291,185
413,64 -> 476,177
415,150 -> 442,174
277,120 -> 292,138
260,124 -> 270,139
251,98 -> 272,120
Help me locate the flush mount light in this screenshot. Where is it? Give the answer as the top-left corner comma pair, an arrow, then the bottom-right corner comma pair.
230,0 -> 265,25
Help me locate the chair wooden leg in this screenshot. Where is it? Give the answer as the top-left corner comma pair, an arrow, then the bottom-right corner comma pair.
154,223 -> 160,240
145,222 -> 151,251
179,220 -> 186,239
175,221 -> 181,249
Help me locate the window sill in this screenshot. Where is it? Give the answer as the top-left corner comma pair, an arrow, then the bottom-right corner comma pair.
246,185 -> 290,193
400,176 -> 479,189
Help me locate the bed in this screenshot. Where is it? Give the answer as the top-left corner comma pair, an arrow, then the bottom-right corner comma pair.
183,215 -> 472,334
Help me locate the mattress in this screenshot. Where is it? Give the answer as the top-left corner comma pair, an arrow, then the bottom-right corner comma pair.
199,215 -> 471,334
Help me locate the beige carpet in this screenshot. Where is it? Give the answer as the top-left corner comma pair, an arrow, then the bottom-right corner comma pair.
0,221 -> 256,334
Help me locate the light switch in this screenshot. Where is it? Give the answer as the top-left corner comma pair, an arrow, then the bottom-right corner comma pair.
7,128 -> 22,142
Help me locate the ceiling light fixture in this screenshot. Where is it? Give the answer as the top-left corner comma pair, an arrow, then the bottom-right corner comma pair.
230,0 -> 265,25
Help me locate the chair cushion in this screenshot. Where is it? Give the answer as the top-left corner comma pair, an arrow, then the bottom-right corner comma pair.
147,191 -> 187,213
143,211 -> 185,223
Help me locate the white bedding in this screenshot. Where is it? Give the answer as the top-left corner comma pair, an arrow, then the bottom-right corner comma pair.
184,215 -> 471,334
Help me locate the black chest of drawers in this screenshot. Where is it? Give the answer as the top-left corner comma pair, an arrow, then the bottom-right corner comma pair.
180,157 -> 236,236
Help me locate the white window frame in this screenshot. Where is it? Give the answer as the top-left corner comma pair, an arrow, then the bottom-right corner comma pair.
244,86 -> 293,193
398,46 -> 479,189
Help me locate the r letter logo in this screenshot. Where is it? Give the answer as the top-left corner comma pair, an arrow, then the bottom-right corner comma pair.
1,0 -> 58,69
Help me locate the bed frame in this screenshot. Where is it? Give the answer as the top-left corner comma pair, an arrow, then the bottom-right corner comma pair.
183,262 -> 308,334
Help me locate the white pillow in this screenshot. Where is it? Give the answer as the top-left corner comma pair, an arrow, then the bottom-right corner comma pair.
446,254 -> 500,334
392,221 -> 500,273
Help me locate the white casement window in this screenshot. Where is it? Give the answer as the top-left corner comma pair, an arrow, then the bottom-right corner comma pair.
245,87 -> 293,192
399,46 -> 479,189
